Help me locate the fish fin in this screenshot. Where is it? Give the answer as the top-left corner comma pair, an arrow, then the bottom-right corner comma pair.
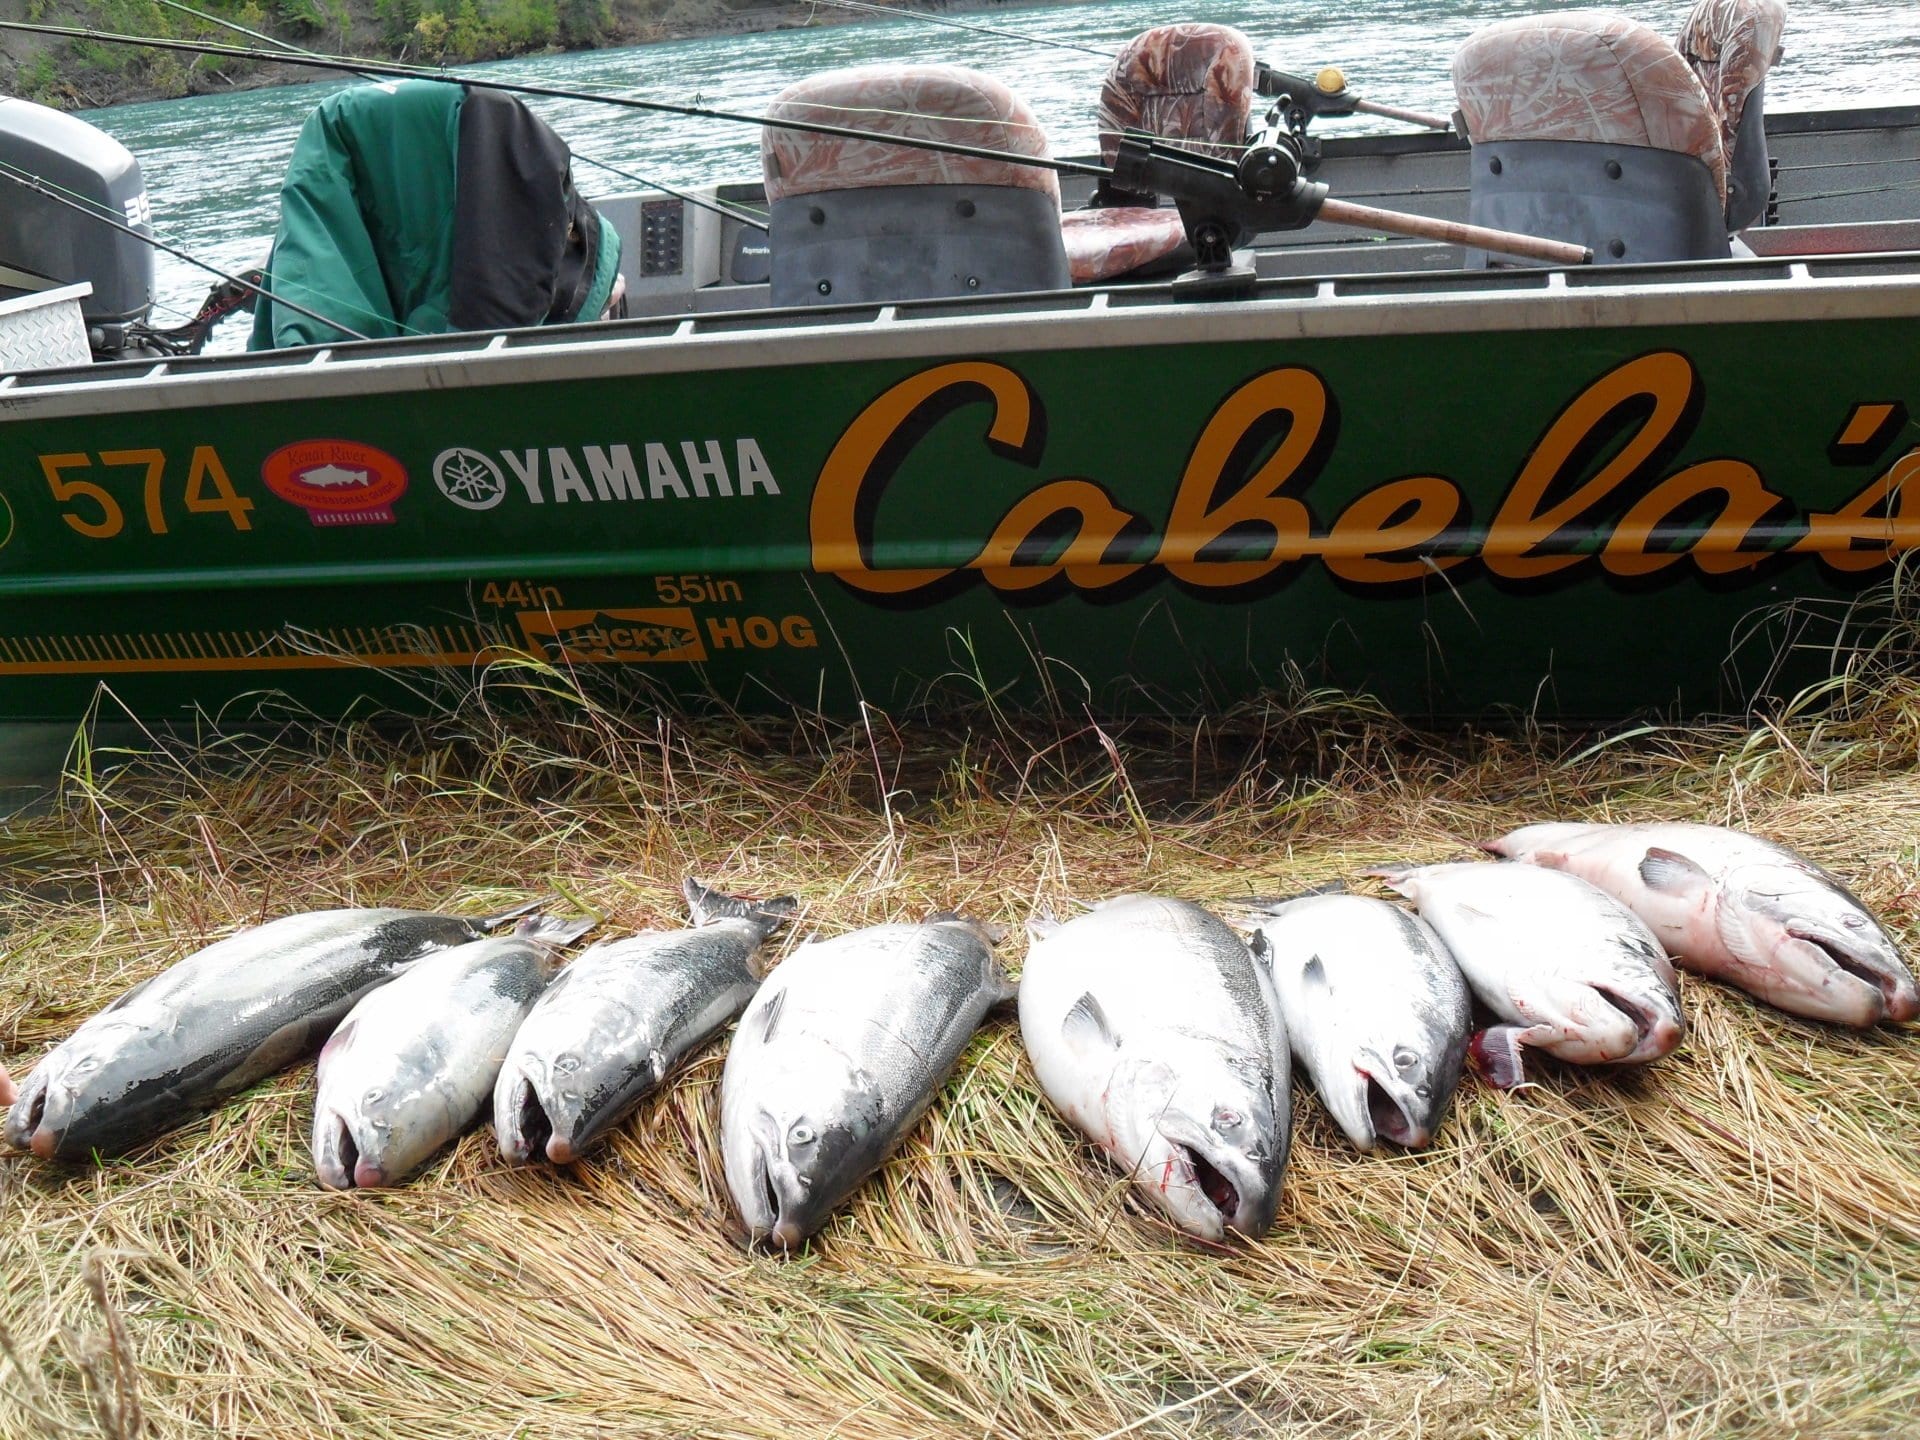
1247,930 -> 1273,970
516,913 -> 596,947
683,877 -> 799,938
1061,991 -> 1118,1057
1026,911 -> 1061,942
1302,954 -> 1327,990
755,988 -> 786,1044
1360,864 -> 1419,893
476,896 -> 553,931
100,973 -> 160,1014
1469,1026 -> 1530,1089
1639,847 -> 1711,894
985,962 -> 1019,1010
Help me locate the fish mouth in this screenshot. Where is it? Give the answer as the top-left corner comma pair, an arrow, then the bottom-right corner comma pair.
1362,1071 -> 1428,1150
1593,985 -> 1685,1063
502,1075 -> 564,1165
751,1138 -> 808,1252
20,1082 -> 55,1159
1790,929 -> 1910,1022
1178,1144 -> 1241,1222
315,1111 -> 387,1190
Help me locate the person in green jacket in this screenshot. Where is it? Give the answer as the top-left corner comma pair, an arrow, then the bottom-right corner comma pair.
251,80 -> 624,350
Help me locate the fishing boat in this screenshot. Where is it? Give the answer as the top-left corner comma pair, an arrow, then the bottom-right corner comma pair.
1,2 -> 1915,726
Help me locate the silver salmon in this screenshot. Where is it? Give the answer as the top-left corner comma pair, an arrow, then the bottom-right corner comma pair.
720,913 -> 1012,1249
1019,896 -> 1290,1242
1369,861 -> 1685,1087
496,878 -> 795,1165
1247,893 -> 1470,1151
4,903 -> 544,1161
312,915 -> 591,1189
1487,821 -> 1919,1027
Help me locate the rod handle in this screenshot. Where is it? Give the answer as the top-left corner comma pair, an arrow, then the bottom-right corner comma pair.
1316,197 -> 1593,266
1351,97 -> 1454,131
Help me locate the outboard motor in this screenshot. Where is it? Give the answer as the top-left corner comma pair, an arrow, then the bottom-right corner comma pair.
0,95 -> 155,357
1452,11 -> 1733,265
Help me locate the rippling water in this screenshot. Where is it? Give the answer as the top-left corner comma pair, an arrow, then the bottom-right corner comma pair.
76,0 -> 1919,350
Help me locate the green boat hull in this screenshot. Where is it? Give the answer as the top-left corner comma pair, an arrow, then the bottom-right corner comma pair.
3,277 -> 1916,724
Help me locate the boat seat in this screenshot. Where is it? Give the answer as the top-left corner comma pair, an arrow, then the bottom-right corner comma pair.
760,64 -> 1069,306
1678,0 -> 1787,232
1452,11 -> 1731,265
1063,23 -> 1259,283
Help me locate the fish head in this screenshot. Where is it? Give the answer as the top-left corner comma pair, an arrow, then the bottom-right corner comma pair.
1342,1032 -> 1466,1152
1110,1049 -> 1287,1243
494,1047 -> 600,1166
1729,862 -> 1917,1024
311,1021 -> 433,1189
1586,930 -> 1687,1064
729,1043 -> 890,1250
4,1020 -> 163,1160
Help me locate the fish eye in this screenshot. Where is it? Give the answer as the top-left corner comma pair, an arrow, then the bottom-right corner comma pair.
554,1054 -> 582,1074
1843,915 -> 1866,930
789,1122 -> 816,1146
1393,1047 -> 1421,1073
1213,1107 -> 1243,1130
363,1088 -> 384,1104
71,1056 -> 100,1073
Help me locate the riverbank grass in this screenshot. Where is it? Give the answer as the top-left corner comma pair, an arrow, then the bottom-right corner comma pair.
3,665 -> 1918,1438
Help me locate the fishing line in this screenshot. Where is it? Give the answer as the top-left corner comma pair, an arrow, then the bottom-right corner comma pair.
150,0 -> 771,231
806,0 -> 1112,58
0,161 -> 374,342
0,21 -> 1114,180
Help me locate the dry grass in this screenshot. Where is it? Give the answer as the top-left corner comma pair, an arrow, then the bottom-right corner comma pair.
3,646 -> 1919,1438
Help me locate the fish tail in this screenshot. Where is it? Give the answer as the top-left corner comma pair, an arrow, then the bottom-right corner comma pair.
514,913 -> 597,947
683,877 -> 798,939
927,912 -> 1007,946
1359,864 -> 1421,892
476,896 -> 556,931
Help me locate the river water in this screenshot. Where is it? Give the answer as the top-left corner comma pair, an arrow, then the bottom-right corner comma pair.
78,0 -> 1918,350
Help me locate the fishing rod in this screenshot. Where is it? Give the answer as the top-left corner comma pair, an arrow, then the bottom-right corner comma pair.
0,160 -> 372,343
0,21 -> 1111,180
149,0 -> 770,232
808,0 -> 1109,57
805,0 -> 1452,131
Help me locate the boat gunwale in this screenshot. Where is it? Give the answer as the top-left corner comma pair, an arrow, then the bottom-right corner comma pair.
5,248 -> 1919,421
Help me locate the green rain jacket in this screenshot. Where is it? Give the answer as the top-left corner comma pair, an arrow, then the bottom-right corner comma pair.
250,80 -> 622,349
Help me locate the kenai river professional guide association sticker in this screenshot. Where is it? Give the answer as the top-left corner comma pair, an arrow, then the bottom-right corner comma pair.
262,441 -> 409,526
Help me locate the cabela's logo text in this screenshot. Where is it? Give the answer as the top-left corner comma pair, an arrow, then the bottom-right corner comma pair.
809,356 -> 1918,596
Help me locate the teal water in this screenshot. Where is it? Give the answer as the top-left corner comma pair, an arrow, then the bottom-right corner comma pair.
78,0 -> 1920,350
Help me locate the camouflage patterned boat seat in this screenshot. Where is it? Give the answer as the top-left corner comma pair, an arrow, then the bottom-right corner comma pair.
1452,11 -> 1731,264
1060,22 -> 1259,283
760,64 -> 1069,306
1678,0 -> 1787,231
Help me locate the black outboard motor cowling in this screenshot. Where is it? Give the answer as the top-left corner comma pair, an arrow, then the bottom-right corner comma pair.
0,96 -> 155,350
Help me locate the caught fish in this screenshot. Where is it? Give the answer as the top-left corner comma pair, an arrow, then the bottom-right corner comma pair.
1019,896 -> 1290,1242
496,878 -> 795,1165
313,915 -> 592,1189
4,902 -> 546,1161
1245,893 -> 1471,1151
1487,821 -> 1919,1027
1368,862 -> 1684,1088
720,913 -> 1013,1249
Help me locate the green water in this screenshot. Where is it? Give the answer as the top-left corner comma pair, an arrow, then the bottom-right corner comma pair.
74,0 -> 1920,348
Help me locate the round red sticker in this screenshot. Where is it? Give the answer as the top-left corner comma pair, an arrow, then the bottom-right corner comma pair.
262,440 -> 409,526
